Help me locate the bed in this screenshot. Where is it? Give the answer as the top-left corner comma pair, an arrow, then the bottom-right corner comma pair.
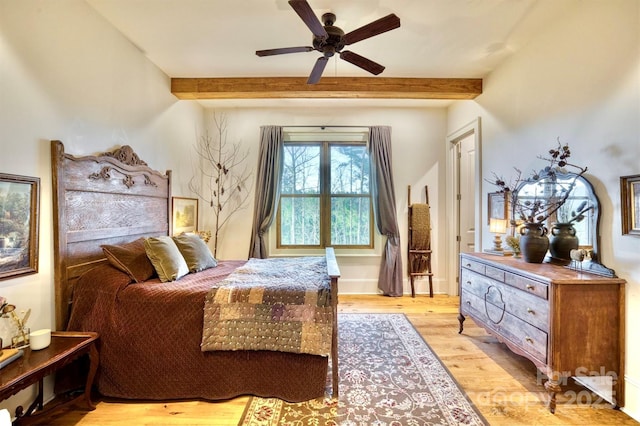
50,140 -> 339,402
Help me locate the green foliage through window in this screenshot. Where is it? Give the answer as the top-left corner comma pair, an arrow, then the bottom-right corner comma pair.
278,142 -> 372,248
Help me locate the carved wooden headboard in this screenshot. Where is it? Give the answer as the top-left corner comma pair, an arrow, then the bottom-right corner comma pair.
51,140 -> 171,330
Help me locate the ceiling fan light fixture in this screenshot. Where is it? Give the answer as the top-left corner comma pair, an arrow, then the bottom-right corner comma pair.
322,45 -> 336,57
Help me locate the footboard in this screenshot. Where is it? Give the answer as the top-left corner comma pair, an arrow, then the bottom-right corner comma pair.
325,247 -> 340,397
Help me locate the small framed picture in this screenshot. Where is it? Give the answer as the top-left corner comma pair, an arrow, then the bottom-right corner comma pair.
488,191 -> 508,224
0,173 -> 40,280
620,174 -> 640,236
171,197 -> 198,235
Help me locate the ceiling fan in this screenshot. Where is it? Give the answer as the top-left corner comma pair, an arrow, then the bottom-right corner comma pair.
256,0 -> 401,84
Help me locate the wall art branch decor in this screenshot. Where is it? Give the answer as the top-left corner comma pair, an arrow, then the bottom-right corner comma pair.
0,173 -> 40,280
621,174 -> 640,236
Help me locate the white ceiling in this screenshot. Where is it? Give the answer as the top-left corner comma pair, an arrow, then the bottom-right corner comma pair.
86,0 -> 578,108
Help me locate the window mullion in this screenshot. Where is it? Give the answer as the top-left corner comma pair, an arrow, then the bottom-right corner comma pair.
321,141 -> 330,247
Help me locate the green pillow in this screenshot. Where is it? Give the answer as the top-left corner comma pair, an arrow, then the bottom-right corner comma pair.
143,236 -> 189,282
172,233 -> 218,272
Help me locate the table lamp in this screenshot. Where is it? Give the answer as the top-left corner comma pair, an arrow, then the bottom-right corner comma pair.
489,218 -> 508,251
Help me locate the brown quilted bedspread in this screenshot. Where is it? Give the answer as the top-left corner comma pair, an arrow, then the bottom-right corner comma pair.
201,256 -> 333,356
66,260 -> 330,402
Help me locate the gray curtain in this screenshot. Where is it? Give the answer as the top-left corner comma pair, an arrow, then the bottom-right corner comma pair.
369,126 -> 403,296
248,126 -> 283,259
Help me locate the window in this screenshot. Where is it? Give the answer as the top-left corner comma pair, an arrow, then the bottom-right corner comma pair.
278,141 -> 372,248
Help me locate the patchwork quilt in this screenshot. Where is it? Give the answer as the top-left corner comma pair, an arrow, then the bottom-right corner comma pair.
201,256 -> 333,356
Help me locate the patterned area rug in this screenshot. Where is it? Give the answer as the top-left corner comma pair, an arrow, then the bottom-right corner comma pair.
239,313 -> 487,425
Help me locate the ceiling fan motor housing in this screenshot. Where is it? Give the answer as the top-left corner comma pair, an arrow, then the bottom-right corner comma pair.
313,12 -> 345,56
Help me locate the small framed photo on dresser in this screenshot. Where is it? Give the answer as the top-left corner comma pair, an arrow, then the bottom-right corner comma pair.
487,191 -> 508,224
621,174 -> 640,235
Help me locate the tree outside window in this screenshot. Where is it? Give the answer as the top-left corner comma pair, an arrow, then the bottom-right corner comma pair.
278,141 -> 372,248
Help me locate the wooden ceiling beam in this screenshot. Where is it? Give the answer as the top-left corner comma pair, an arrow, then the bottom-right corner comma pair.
171,77 -> 482,100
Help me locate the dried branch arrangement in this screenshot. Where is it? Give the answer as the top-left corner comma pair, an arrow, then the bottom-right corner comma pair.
189,113 -> 253,256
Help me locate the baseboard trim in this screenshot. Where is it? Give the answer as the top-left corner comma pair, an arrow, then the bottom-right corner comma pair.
337,278 -> 448,295
622,375 -> 640,421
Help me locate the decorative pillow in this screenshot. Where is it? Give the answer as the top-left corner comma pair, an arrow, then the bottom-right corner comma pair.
101,238 -> 156,283
172,233 -> 218,273
143,236 -> 189,282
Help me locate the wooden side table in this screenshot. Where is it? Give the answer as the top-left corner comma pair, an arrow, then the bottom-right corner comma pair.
0,331 -> 99,425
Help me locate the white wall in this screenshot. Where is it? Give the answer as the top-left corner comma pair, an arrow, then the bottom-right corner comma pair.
0,0 -> 203,415
198,107 -> 448,295
448,0 -> 640,420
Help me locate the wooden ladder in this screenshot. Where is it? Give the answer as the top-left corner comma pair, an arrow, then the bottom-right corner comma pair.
408,185 -> 434,297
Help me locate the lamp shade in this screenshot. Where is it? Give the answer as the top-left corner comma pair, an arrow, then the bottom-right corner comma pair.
489,218 -> 508,234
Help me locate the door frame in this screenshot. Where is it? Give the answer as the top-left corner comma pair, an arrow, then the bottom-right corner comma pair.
445,117 -> 482,296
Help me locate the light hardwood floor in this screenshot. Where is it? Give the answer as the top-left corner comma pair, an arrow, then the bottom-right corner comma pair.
40,295 -> 637,425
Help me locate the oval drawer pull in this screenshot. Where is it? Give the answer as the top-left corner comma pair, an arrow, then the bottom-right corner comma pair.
466,301 -> 471,305
525,336 -> 534,343
527,308 -> 535,314
466,263 -> 472,267
466,280 -> 472,285
526,284 -> 535,290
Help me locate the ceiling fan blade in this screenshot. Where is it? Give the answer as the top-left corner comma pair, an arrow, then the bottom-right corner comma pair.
256,46 -> 314,57
288,0 -> 328,39
340,50 -> 385,75
343,14 -> 400,45
307,56 -> 329,84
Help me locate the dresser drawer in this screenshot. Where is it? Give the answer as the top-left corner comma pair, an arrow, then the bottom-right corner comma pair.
485,265 -> 505,282
462,269 -> 550,331
460,268 -> 489,298
504,272 -> 548,300
499,285 -> 549,332
460,257 -> 485,275
461,290 -> 548,364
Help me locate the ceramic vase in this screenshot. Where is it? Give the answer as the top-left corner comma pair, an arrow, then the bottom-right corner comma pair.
549,222 -> 579,263
519,222 -> 549,263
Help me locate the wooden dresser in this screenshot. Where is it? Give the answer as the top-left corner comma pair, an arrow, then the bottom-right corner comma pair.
458,252 -> 625,413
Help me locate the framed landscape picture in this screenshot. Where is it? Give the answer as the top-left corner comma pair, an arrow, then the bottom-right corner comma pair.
621,174 -> 640,236
172,197 -> 198,235
0,173 -> 40,280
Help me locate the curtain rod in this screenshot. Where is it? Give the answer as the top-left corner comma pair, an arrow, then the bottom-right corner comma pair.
280,125 -> 370,129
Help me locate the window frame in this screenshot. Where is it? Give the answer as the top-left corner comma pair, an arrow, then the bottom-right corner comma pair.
277,140 -> 374,249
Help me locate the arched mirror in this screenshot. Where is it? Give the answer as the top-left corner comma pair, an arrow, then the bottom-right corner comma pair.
514,172 -> 616,277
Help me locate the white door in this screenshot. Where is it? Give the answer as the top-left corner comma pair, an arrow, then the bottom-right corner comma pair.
458,134 -> 476,254
446,118 -> 481,296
